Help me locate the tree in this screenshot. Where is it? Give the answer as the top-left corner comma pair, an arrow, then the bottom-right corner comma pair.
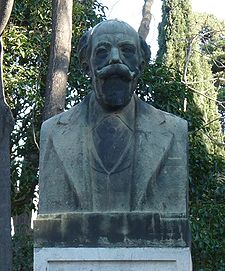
139,0 -> 225,270
194,13 -> 225,132
0,1 -> 14,270
158,1 -> 225,270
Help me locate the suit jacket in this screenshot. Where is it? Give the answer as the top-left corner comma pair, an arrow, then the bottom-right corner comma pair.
38,93 -> 188,216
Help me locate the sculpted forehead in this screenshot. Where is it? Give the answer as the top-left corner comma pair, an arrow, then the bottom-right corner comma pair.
90,21 -> 139,47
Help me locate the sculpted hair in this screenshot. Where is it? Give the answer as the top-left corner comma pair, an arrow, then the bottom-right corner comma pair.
77,30 -> 92,74
77,21 -> 151,75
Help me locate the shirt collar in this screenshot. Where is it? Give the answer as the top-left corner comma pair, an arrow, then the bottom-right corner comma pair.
88,92 -> 135,131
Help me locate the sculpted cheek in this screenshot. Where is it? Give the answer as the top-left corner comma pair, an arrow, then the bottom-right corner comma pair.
125,59 -> 140,75
92,56 -> 108,72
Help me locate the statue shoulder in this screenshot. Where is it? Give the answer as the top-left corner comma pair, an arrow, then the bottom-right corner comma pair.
136,97 -> 188,134
155,107 -> 188,143
40,95 -> 90,138
161,109 -> 188,132
40,107 -> 74,138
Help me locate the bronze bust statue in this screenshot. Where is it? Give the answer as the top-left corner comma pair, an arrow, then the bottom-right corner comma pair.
38,20 -> 188,216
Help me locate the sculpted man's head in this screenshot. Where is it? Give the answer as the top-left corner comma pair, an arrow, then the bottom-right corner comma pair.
78,20 -> 151,111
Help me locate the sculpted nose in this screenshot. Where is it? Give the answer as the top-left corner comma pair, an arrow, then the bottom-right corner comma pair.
109,47 -> 122,64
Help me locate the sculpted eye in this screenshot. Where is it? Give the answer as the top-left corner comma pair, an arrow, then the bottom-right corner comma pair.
121,45 -> 136,56
96,47 -> 109,58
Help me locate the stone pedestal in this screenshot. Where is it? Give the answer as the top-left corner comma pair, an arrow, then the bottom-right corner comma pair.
34,247 -> 192,271
34,212 -> 192,270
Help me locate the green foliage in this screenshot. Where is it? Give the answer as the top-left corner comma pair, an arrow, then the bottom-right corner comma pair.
190,173 -> 225,271
158,0 -> 193,72
140,1 -> 225,270
4,0 -> 105,215
137,62 -> 189,117
195,13 -> 225,132
12,228 -> 33,271
4,0 -> 50,216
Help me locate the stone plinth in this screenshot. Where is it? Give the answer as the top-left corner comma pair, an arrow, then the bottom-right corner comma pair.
34,212 -> 191,248
34,212 -> 192,270
34,247 -> 192,271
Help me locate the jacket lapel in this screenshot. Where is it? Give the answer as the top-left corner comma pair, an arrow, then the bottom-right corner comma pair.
51,96 -> 93,210
132,98 -> 174,210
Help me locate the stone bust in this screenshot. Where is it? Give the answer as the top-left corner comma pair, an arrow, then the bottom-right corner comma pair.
38,20 -> 188,216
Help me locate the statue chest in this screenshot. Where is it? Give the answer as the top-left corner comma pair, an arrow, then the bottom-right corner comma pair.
89,115 -> 134,211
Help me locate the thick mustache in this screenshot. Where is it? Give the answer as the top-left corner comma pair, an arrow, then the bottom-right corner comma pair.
95,64 -> 136,80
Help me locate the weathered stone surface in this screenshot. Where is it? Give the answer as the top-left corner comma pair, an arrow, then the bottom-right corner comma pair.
38,20 -> 188,216
34,247 -> 192,271
38,93 -> 188,214
34,212 -> 191,248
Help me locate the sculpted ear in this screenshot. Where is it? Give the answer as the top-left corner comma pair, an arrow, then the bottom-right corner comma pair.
77,31 -> 91,75
139,35 -> 151,70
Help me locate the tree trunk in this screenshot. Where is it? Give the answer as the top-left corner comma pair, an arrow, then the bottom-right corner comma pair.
0,39 -> 14,271
0,1 -> 14,270
138,0 -> 154,40
0,0 -> 14,35
43,0 -> 73,121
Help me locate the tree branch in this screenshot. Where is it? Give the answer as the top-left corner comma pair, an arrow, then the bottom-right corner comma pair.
190,116 -> 224,134
138,0 -> 154,40
32,105 -> 40,151
204,131 -> 225,146
181,80 -> 225,110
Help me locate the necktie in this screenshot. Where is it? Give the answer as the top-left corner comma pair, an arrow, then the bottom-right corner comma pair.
92,115 -> 132,173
